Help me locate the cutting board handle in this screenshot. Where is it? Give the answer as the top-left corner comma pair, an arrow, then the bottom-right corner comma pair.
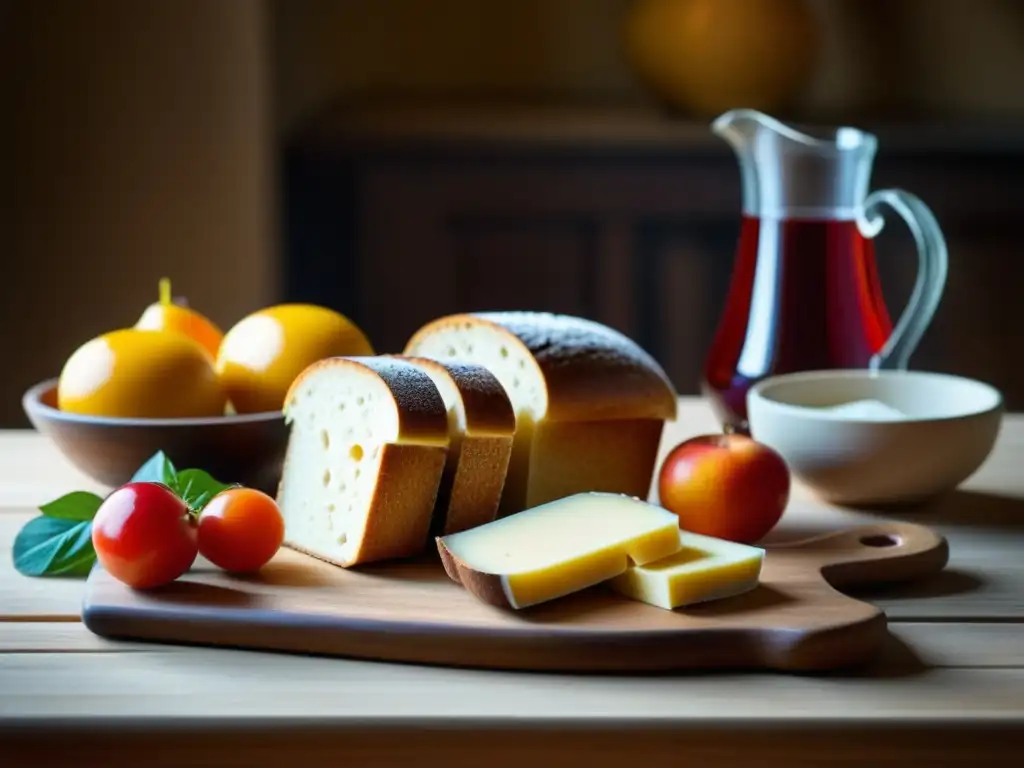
771,522 -> 949,590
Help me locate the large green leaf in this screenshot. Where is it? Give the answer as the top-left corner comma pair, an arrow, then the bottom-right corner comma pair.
131,451 -> 177,485
12,516 -> 96,577
39,490 -> 104,521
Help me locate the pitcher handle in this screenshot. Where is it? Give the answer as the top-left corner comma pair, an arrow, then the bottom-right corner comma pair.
858,189 -> 948,372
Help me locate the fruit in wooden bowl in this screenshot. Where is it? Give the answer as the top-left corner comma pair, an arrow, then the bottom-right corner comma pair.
23,280 -> 378,491
22,378 -> 288,493
57,327 -> 227,419
215,304 -> 375,414
133,278 -> 224,360
658,433 -> 791,544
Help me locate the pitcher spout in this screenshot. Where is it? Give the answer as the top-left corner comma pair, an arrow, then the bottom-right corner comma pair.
711,108 -> 765,152
711,108 -> 878,221
712,108 -> 821,154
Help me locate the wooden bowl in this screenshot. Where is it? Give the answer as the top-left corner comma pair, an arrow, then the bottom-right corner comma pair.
22,379 -> 289,493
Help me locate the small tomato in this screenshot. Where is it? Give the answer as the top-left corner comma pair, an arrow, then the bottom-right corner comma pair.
198,487 -> 284,573
91,482 -> 198,589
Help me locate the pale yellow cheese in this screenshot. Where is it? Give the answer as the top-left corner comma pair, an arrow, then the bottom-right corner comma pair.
609,531 -> 764,610
436,493 -> 681,609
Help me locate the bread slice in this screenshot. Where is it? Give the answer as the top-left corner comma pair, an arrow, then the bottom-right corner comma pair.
394,356 -> 516,535
436,492 -> 682,610
404,312 -> 678,515
278,356 -> 449,567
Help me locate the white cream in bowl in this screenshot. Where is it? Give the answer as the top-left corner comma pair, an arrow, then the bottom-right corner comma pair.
746,370 -> 1003,505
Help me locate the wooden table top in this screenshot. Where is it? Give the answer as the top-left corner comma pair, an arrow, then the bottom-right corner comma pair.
2,398 -> 1022,766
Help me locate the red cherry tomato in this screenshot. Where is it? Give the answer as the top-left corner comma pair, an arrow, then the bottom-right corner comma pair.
197,487 -> 284,573
92,482 -> 198,589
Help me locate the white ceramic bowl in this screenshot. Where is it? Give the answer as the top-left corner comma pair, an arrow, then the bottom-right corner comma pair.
746,370 -> 1003,506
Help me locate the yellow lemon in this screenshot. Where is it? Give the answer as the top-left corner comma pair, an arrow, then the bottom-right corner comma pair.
58,329 -> 227,418
215,304 -> 374,414
134,278 -> 224,360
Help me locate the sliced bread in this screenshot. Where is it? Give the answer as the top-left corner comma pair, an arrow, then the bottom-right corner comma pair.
278,356 -> 449,567
396,356 -> 516,535
404,312 -> 678,515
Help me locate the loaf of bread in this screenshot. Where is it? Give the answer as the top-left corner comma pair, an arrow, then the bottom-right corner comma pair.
404,312 -> 678,515
277,356 -> 449,567
396,356 -> 516,535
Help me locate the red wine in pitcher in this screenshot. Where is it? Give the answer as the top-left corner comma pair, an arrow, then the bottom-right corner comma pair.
702,215 -> 893,431
704,109 -> 949,433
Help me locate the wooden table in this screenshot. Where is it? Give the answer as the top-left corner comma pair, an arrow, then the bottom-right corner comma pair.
2,399 -> 1022,766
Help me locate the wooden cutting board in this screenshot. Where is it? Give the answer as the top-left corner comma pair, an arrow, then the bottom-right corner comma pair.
82,521 -> 947,673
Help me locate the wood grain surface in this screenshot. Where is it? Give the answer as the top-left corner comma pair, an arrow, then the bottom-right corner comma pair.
81,521 -> 947,672
3,399 -> 1023,767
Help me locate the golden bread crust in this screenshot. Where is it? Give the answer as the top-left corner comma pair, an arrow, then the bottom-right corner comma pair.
441,434 -> 512,534
282,442 -> 447,566
279,356 -> 449,567
405,312 -> 677,423
436,537 -> 513,609
285,355 -> 449,444
392,355 -> 515,535
392,356 -> 517,436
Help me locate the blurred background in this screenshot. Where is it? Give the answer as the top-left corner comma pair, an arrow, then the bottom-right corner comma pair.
3,0 -> 1024,426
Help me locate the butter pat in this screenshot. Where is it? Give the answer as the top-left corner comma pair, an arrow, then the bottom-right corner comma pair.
436,492 -> 681,610
609,531 -> 764,610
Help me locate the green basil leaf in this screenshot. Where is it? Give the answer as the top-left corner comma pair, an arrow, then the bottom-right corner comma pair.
12,516 -> 96,578
172,468 -> 234,512
39,490 -> 104,521
131,451 -> 177,485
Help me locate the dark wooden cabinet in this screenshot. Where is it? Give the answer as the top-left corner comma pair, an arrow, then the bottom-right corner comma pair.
283,105 -> 1024,405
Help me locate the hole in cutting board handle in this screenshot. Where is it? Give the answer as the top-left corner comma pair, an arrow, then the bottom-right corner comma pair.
859,534 -> 900,548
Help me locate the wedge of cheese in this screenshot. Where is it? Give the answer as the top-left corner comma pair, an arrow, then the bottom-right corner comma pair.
397,356 -> 516,536
608,531 -> 764,610
405,312 -> 678,517
436,492 -> 681,610
278,356 -> 449,567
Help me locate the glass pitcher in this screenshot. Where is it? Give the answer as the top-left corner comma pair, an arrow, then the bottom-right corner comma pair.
702,109 -> 949,433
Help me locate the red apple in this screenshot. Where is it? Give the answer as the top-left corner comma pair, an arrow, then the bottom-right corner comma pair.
658,433 -> 791,544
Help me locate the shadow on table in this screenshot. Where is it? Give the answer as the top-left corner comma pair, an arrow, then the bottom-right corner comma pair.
769,489 -> 1024,545
139,579 -> 261,609
817,631 -> 930,679
858,488 -> 1024,530
842,567 -> 984,603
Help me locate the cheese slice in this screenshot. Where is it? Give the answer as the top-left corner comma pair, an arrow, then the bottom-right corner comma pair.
436,492 -> 681,610
608,531 -> 764,610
